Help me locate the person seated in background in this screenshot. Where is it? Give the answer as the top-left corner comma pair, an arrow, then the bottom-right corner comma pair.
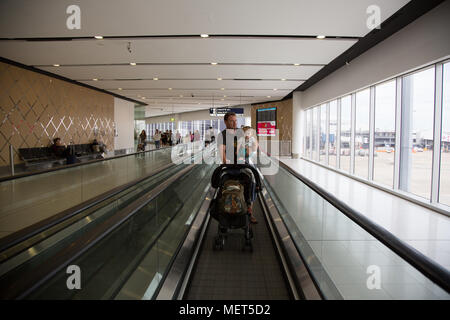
50,138 -> 66,158
91,139 -> 100,153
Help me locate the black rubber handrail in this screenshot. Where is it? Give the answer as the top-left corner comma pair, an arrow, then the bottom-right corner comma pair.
275,160 -> 450,294
0,164 -> 196,300
0,145 -> 173,183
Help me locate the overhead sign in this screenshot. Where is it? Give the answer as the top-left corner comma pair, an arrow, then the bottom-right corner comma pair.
210,108 -> 244,116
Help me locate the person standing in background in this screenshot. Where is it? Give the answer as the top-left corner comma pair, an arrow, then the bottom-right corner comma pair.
153,129 -> 161,149
205,126 -> 212,147
194,130 -> 200,142
139,130 -> 147,151
168,130 -> 173,146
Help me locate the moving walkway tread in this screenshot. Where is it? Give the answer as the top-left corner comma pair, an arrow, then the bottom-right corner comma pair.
184,198 -> 292,300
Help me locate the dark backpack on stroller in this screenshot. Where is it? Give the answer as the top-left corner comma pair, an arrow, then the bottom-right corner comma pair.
217,179 -> 248,216
210,164 -> 262,251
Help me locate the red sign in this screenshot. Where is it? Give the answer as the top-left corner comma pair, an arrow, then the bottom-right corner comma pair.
257,121 -> 276,136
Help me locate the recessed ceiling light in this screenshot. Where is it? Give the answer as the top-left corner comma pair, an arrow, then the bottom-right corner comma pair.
294,63 -> 300,66
273,88 -> 277,91
316,35 -> 326,39
118,88 -> 122,90
217,77 -> 222,80
180,95 -> 183,97
153,77 -> 158,80
53,64 -> 60,67
130,62 -> 137,66
223,95 -> 227,97
267,96 -> 271,98
168,88 -> 172,90
211,62 -> 218,65
94,36 -> 103,39
281,78 -> 286,81
200,34 -> 209,38
220,88 -> 225,90
92,78 -> 98,81
142,97 -> 146,99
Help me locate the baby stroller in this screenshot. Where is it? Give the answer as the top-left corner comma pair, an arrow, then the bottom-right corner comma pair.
210,164 -> 262,252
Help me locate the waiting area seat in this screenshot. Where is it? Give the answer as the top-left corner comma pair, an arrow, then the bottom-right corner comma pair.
18,144 -> 102,169
18,147 -> 64,168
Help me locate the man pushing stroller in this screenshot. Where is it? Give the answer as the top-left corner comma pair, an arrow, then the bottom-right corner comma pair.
217,112 -> 259,224
209,112 -> 262,251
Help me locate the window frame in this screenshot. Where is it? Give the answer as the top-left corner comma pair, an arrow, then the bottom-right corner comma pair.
300,57 -> 450,216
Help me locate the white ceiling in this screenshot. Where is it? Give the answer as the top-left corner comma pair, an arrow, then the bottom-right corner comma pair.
0,0 -> 410,118
0,0 -> 410,38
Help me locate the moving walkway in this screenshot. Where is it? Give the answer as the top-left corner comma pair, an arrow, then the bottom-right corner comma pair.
0,151 -> 449,300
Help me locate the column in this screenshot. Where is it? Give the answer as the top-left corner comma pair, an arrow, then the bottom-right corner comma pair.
292,91 -> 303,159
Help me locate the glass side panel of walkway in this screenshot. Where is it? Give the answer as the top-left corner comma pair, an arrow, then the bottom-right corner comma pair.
0,147 -> 173,239
0,161 -> 214,299
258,153 -> 450,299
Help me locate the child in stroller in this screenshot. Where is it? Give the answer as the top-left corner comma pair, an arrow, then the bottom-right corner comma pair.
210,164 -> 262,252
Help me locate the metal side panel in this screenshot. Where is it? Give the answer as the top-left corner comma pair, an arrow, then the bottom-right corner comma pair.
155,187 -> 216,300
258,187 -> 323,300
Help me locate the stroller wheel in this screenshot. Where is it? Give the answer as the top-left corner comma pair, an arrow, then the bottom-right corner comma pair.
214,236 -> 225,251
242,239 -> 253,253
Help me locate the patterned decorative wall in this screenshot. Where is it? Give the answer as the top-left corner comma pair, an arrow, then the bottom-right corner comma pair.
251,98 -> 293,141
0,62 -> 114,166
251,99 -> 293,155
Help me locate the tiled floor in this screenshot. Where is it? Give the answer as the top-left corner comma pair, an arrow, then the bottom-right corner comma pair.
185,199 -> 291,300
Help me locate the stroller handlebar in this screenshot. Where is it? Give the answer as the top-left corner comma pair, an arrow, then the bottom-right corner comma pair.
211,164 -> 262,191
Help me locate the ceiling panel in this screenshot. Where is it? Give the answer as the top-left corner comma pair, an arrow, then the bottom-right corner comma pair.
0,0 -> 410,38
0,0 -> 412,118
80,79 -> 300,90
114,88 -> 288,102
37,64 -> 323,80
0,38 -> 357,65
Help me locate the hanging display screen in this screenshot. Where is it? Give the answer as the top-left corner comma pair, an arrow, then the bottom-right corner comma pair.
210,107 -> 244,116
256,107 -> 276,136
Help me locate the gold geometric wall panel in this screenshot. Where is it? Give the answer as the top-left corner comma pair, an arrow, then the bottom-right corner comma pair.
0,62 -> 114,166
251,98 -> 293,141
